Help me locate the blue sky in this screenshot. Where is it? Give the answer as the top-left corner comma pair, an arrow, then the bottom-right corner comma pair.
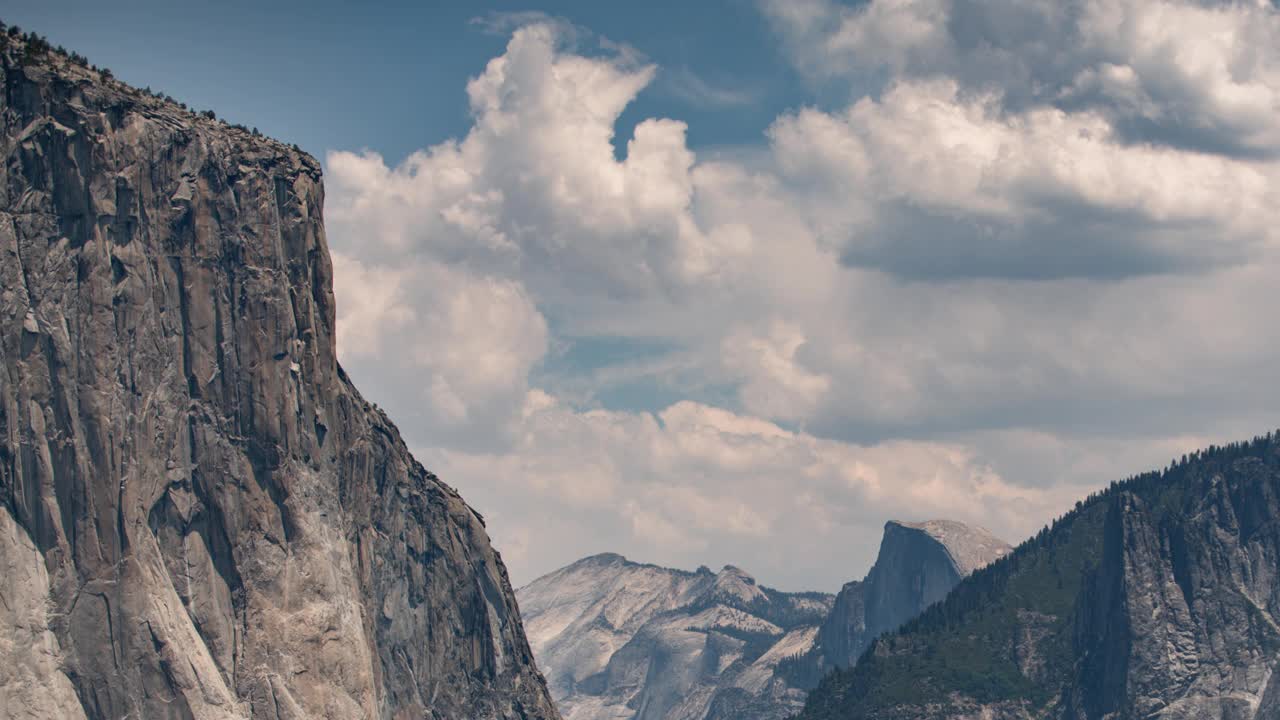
13,0 -> 1280,591
4,1 -> 808,164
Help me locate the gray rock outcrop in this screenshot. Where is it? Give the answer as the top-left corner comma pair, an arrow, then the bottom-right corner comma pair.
0,32 -> 558,720
516,554 -> 833,720
1062,472 -> 1280,719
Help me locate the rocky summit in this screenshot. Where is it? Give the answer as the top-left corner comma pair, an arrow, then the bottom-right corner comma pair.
518,518 -> 1009,720
517,554 -> 834,720
0,32 -> 557,719
796,433 -> 1280,720
813,519 -> 1013,672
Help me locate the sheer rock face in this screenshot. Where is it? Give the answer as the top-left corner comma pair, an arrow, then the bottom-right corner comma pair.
795,440 -> 1280,720
516,554 -> 834,720
817,520 -> 1012,669
1063,473 -> 1280,720
0,37 -> 558,720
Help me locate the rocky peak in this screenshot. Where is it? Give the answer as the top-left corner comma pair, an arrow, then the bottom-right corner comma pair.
517,556 -> 833,720
816,519 -> 1011,670
888,519 -> 1012,575
570,551 -> 629,568
711,564 -> 769,606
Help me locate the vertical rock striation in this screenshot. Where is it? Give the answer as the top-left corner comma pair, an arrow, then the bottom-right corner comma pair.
0,32 -> 558,720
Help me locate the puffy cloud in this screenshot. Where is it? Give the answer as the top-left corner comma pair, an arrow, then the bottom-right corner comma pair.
331,252 -> 547,449
794,261 -> 1280,443
330,252 -> 415,358
325,22 -> 737,310
721,320 -> 831,422
761,0 -> 1280,157
769,71 -> 1276,281
760,0 -> 951,81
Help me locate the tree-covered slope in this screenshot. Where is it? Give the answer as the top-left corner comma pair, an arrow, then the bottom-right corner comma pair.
796,432 -> 1280,720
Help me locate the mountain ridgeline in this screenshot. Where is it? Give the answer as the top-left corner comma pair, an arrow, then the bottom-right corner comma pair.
518,554 -> 835,720
518,520 -> 1010,720
796,432 -> 1280,719
0,29 -> 557,719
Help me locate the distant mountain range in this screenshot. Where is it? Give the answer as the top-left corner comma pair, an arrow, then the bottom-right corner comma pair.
518,553 -> 833,720
526,434 -> 1280,720
518,519 -> 1010,720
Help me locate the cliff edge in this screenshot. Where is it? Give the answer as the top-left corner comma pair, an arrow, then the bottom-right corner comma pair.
0,30 -> 558,720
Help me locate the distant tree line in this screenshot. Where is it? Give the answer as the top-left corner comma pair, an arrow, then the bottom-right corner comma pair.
0,19 -> 270,142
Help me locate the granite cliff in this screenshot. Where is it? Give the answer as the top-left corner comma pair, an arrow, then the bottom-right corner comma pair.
796,433 -> 1280,720
0,30 -> 558,720
813,520 -> 1012,672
